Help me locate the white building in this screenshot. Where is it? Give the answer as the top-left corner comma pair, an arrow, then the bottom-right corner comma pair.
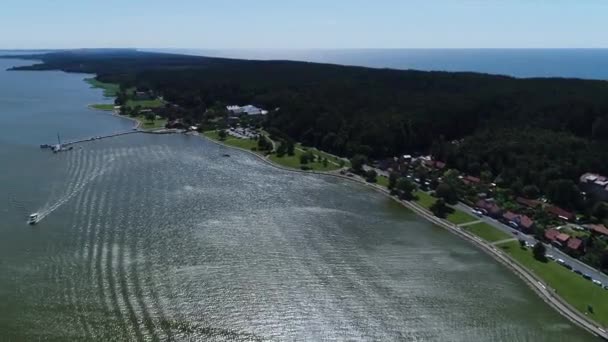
226,105 -> 268,116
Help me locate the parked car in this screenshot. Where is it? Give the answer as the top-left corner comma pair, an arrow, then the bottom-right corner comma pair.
546,254 -> 554,260
582,274 -> 592,281
509,221 -> 518,229
592,279 -> 603,287
471,209 -> 483,217
573,269 -> 582,275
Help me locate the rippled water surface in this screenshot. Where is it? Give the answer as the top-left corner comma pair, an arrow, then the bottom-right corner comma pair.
0,58 -> 598,341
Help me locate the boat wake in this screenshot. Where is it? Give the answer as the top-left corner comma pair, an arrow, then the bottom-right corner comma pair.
35,149 -> 119,224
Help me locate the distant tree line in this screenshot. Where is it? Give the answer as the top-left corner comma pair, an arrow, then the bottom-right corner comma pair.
8,50 -> 608,204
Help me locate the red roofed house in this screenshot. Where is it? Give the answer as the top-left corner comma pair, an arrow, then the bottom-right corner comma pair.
544,228 -> 560,241
518,215 -> 535,231
567,237 -> 583,252
546,205 -> 575,221
516,197 -> 542,208
463,176 -> 481,185
587,224 -> 608,237
503,211 -> 519,222
556,233 -> 570,244
502,211 -> 535,231
475,199 -> 502,218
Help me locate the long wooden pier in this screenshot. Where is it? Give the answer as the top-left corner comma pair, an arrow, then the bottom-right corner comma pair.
41,129 -> 185,152
61,130 -> 141,146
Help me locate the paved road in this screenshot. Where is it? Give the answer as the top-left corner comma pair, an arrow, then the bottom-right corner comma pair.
456,202 -> 608,286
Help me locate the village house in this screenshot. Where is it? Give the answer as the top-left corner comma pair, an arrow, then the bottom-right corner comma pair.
555,232 -> 570,246
545,205 -> 575,221
475,199 -> 502,218
502,211 -> 534,231
516,197 -> 542,208
544,228 -> 583,253
544,227 -> 560,241
567,237 -> 583,253
586,224 -> 608,238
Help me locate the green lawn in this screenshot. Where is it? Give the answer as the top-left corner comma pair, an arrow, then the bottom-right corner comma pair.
85,78 -> 120,97
203,131 -> 259,151
464,222 -> 511,242
86,78 -> 164,110
376,175 -> 389,188
268,154 -> 301,168
499,241 -> 608,326
269,149 -> 340,171
136,115 -> 167,130
415,191 -> 436,209
562,227 -> 590,239
446,210 -> 479,225
90,103 -> 115,111
267,143 -> 342,171
296,144 -> 350,167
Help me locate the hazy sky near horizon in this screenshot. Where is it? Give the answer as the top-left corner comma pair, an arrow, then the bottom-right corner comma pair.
1,0 -> 607,49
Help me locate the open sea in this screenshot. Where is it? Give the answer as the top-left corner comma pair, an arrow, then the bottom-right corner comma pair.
148,48 -> 608,80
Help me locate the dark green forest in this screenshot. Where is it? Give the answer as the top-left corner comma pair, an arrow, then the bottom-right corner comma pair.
5,50 -> 608,196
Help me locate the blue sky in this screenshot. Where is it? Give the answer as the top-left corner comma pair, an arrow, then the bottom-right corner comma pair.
1,0 -> 607,49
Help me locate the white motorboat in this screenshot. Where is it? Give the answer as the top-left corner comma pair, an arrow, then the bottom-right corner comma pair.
27,213 -> 39,225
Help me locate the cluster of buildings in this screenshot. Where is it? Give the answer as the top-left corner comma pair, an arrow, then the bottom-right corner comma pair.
375,155 -> 608,258
476,196 -> 575,231
226,105 -> 268,116
544,228 -> 583,253
544,224 -> 608,254
476,198 -> 536,230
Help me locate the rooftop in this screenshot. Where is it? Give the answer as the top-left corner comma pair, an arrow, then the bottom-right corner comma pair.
546,205 -> 575,221
516,197 -> 542,208
463,175 -> 481,184
587,224 -> 608,236
503,211 -> 519,221
556,233 -> 570,243
567,238 -> 583,250
545,228 -> 560,241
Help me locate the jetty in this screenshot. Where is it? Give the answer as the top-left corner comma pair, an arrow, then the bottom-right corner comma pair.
40,129 -> 185,152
